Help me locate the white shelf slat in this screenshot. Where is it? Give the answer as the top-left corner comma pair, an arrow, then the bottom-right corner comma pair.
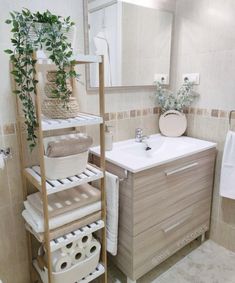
24,164 -> 103,195
41,113 -> 103,131
72,54 -> 102,64
33,260 -> 105,283
79,264 -> 105,283
36,54 -> 101,65
50,220 -> 104,252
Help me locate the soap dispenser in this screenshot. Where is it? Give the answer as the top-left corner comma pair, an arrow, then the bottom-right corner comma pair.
105,125 -> 113,151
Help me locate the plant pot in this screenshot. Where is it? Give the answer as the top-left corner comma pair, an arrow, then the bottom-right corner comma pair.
46,71 -> 57,82
42,97 -> 79,119
44,82 -> 72,98
159,110 -> 187,137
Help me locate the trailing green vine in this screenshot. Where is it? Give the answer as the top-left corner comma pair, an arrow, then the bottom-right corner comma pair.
5,9 -> 78,150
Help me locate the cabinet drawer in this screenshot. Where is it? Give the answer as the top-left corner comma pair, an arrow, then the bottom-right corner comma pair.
134,149 -> 215,198
133,149 -> 215,235
133,197 -> 210,279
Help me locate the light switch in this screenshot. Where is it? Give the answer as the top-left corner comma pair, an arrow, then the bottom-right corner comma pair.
182,73 -> 200,85
154,74 -> 169,85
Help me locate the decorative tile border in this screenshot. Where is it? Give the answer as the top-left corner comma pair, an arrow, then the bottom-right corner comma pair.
1,107 -> 233,136
3,123 -> 16,135
185,107 -> 231,119
105,107 -> 160,121
105,107 -> 232,122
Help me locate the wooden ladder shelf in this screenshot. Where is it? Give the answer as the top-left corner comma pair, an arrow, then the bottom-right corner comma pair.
14,53 -> 107,283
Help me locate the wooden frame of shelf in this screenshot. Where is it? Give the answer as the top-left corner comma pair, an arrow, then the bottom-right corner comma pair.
14,54 -> 107,283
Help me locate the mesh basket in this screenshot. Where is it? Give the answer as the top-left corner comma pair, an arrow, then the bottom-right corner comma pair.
42,97 -> 79,119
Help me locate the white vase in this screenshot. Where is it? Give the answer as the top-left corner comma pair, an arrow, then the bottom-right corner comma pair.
159,110 -> 187,137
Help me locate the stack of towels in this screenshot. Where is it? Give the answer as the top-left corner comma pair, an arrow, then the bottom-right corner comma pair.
22,184 -> 101,234
44,133 -> 93,158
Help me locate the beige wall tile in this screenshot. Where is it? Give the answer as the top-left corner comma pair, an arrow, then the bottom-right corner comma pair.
219,198 -> 235,227
210,218 -> 235,252
3,123 -> 15,135
0,168 -> 11,209
186,113 -> 235,251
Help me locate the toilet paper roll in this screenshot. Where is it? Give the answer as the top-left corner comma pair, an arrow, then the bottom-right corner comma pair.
51,250 -> 72,272
85,239 -> 101,258
0,153 -> 5,170
77,233 -> 92,248
61,240 -> 76,255
70,246 -> 86,265
43,249 -> 72,272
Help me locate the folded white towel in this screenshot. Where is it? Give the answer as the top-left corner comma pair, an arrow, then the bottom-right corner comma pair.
220,131 -> 235,199
93,171 -> 119,256
22,201 -> 101,233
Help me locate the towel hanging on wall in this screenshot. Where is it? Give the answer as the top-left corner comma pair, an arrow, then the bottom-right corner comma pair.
220,130 -> 235,199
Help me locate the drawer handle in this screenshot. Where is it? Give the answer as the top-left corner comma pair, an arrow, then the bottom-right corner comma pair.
165,162 -> 198,176
162,215 -> 191,234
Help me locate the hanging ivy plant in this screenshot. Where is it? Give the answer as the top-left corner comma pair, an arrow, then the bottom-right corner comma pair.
5,9 -> 78,150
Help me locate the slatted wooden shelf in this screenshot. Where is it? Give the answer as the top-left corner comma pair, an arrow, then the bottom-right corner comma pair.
36,54 -> 102,66
25,211 -> 102,243
33,260 -> 105,283
15,52 -> 107,283
24,164 -> 103,195
41,113 -> 103,131
79,264 -> 105,283
50,220 -> 104,252
72,54 -> 102,64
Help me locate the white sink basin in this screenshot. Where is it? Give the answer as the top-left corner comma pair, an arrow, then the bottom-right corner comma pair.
120,137 -> 164,158
90,134 -> 216,173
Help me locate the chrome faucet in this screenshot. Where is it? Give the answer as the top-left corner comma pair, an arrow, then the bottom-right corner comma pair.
135,128 -> 149,142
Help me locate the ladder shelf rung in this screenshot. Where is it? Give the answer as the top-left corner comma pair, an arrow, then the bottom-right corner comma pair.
25,212 -> 103,243
33,259 -> 105,283
50,219 -> 104,252
41,113 -> 103,131
24,163 -> 104,194
36,54 -> 102,66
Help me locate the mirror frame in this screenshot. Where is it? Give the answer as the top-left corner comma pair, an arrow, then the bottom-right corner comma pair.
83,0 -> 174,93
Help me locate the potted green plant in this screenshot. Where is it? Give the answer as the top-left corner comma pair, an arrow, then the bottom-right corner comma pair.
154,80 -> 196,137
5,9 -> 78,149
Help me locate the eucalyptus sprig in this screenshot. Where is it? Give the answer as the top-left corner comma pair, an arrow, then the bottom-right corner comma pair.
5,9 -> 78,149
155,80 -> 196,113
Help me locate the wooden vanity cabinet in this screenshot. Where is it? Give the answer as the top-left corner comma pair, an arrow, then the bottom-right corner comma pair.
91,148 -> 216,281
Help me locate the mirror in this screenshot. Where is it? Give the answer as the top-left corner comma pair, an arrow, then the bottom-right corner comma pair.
84,0 -> 173,89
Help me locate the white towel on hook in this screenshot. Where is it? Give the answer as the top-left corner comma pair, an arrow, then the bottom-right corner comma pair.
93,171 -> 119,256
220,131 -> 235,199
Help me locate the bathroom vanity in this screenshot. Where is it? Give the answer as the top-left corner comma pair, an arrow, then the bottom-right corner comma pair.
91,134 -> 217,282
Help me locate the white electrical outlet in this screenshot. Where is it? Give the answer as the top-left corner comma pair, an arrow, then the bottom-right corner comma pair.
182,73 -> 200,85
154,74 -> 169,85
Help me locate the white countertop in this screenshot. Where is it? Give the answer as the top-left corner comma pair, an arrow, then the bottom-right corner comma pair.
90,134 -> 217,173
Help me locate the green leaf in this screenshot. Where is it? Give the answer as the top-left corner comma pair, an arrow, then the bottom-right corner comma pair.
5,8 -> 79,150
5,19 -> 12,24
4,49 -> 13,54
13,90 -> 21,95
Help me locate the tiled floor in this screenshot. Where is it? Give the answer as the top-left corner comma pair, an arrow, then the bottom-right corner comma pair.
108,240 -> 235,283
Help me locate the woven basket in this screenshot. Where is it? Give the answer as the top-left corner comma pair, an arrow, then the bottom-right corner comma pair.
44,82 -> 72,98
46,71 -> 57,82
42,97 -> 79,119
